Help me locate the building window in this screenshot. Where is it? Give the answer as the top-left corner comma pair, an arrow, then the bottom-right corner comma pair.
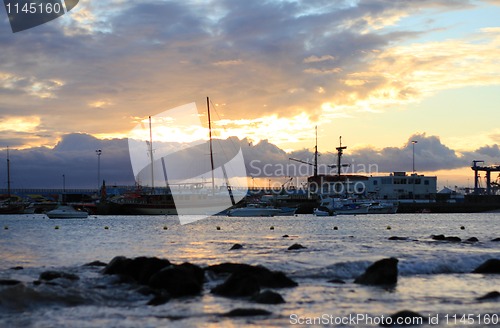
424,180 -> 429,185
373,180 -> 378,185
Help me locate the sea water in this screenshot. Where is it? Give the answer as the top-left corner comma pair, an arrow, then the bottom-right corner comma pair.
0,213 -> 499,327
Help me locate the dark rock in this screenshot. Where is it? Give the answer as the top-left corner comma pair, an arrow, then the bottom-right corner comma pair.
492,238 -> 500,242
328,279 -> 346,284
211,272 -> 260,297
477,291 -> 500,301
282,234 -> 289,238
207,263 -> 297,288
9,266 -> 23,271
251,290 -> 285,304
388,236 -> 408,241
0,279 -> 22,286
39,271 -> 79,281
223,308 -> 272,317
230,243 -> 243,250
466,237 -> 479,243
288,243 -> 306,250
473,259 -> 500,274
381,310 -> 426,326
103,256 -> 171,284
147,292 -> 171,306
84,261 -> 107,267
432,234 -> 461,242
149,262 -> 204,297
354,258 -> 398,285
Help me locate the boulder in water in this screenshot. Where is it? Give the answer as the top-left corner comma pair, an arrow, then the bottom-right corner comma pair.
230,243 -> 243,250
477,291 -> 500,301
39,271 -> 79,281
0,279 -> 22,286
149,262 -> 204,297
288,243 -> 306,250
251,290 -> 285,304
354,258 -> 398,285
211,272 -> 260,297
84,260 -> 107,267
103,256 -> 171,284
380,310 -> 426,326
466,237 -> 479,243
223,308 -> 272,317
207,263 -> 297,288
472,259 -> 500,274
388,236 -> 408,241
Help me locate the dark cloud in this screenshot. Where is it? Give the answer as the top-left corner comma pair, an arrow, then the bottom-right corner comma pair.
2,134 -> 134,189
3,132 -> 497,189
0,0 -> 485,149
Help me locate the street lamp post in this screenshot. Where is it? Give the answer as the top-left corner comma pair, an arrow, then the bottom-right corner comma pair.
411,140 -> 418,202
412,140 -> 418,173
96,149 -> 102,191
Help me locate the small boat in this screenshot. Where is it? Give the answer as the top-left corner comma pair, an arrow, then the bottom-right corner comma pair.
275,206 -> 298,216
313,206 -> 336,216
367,201 -> 398,214
46,205 -> 88,219
313,196 -> 369,216
227,204 -> 282,217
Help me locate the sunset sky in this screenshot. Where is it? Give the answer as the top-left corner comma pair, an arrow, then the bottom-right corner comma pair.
1,0 -> 500,188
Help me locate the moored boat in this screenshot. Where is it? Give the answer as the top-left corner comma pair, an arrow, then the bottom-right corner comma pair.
46,205 -> 88,219
227,204 -> 282,217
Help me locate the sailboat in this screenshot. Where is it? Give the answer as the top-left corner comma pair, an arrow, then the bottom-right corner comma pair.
0,147 -> 26,214
112,98 -> 246,218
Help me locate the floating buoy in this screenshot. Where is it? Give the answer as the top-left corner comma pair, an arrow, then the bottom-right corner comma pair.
270,226 -> 274,230
386,226 -> 392,230
333,226 -> 338,230
163,226 -> 168,230
216,226 -> 221,230
55,226 -> 59,230
4,226 -> 8,230
460,226 -> 465,230
104,226 -> 109,230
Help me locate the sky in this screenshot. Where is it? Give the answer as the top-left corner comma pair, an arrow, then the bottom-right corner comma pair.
1,0 -> 500,189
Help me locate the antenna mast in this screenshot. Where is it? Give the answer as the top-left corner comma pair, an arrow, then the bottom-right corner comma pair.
314,126 -> 318,177
336,136 -> 347,176
149,116 -> 154,192
6,147 -> 11,200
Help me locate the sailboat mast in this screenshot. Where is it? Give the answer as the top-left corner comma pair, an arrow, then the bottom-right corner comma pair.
207,97 -> 215,192
314,126 -> 318,177
149,116 -> 154,192
6,147 -> 11,200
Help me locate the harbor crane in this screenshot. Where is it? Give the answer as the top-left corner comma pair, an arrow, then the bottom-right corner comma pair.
471,160 -> 500,195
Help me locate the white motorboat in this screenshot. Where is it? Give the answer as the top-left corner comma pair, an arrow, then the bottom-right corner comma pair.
227,204 -> 282,217
313,207 -> 336,216
46,205 -> 88,219
367,201 -> 398,214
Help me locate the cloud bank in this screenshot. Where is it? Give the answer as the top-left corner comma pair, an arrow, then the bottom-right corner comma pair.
1,133 -> 497,189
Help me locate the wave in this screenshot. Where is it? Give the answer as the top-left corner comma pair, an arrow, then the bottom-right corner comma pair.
292,253 -> 499,280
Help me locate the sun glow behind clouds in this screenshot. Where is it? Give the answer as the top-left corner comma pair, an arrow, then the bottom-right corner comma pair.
0,116 -> 41,133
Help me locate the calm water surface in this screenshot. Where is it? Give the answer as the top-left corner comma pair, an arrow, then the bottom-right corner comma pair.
0,213 -> 499,327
